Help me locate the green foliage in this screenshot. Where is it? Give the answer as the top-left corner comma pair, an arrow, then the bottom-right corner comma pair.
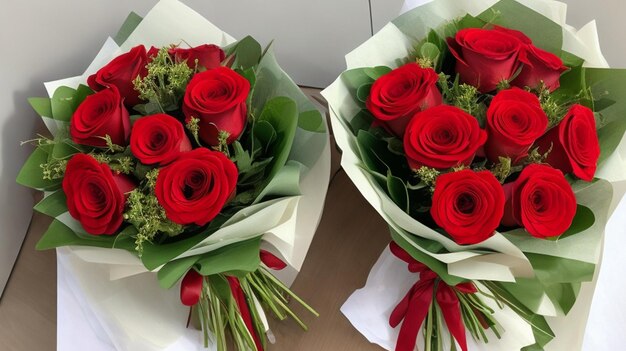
224,36 -> 262,71
35,219 -> 135,252
133,47 -> 193,113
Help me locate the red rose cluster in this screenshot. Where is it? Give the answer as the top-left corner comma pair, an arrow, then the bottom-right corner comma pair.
63,44 -> 245,235
365,26 -> 600,245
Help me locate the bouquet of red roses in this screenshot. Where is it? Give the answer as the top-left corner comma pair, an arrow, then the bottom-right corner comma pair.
17,1 -> 329,350
324,0 -> 626,350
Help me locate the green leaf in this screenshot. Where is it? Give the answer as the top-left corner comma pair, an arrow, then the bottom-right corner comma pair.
349,110 -> 374,135
356,130 -> 410,179
28,97 -> 52,117
35,219 -> 134,251
113,12 -> 143,46
560,50 -> 584,68
341,68 -> 375,99
558,205 -> 594,239
456,14 -> 486,30
297,110 -> 325,133
419,42 -> 440,61
585,68 -> 626,164
252,120 -> 277,149
257,96 -> 298,183
477,0 -> 562,54
363,66 -> 392,80
157,256 -> 200,289
34,190 -> 67,218
254,161 -> 302,203
52,140 -> 80,160
16,146 -> 62,190
51,86 -> 77,123
74,84 -> 95,108
387,172 -> 409,213
225,36 -> 262,70
195,237 -> 262,276
356,83 -> 372,103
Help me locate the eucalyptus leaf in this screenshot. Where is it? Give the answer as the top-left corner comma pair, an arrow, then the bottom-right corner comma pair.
298,110 -> 325,133
558,205 -> 594,240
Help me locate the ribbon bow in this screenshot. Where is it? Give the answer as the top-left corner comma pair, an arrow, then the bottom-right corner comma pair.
180,249 -> 287,351
389,242 -> 477,351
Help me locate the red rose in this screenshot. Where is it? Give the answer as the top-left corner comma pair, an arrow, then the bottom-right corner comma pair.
155,148 -> 238,225
87,45 -> 148,106
170,44 -> 225,70
514,45 -> 567,92
431,170 -> 505,245
504,164 -> 576,238
485,88 -> 548,163
63,154 -> 136,235
536,104 -> 600,181
403,105 -> 486,169
130,114 -> 192,165
182,67 -> 250,146
447,28 -> 523,93
366,63 -> 442,137
70,87 -> 131,147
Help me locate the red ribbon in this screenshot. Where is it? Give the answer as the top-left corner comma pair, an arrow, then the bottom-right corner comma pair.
388,242 -> 477,351
179,250 -> 288,350
180,269 -> 204,306
260,249 -> 287,270
227,276 -> 264,351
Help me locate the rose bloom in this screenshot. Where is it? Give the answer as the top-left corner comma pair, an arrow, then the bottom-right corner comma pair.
70,87 -> 131,147
87,45 -> 148,106
485,88 -> 548,163
535,104 -> 600,181
366,63 -> 442,137
447,27 -> 523,93
514,45 -> 567,92
492,26 -> 568,91
502,164 -> 577,238
130,114 -> 192,165
170,44 -> 225,70
403,105 -> 486,170
155,148 -> 238,226
183,67 -> 250,146
431,170 -> 505,245
63,154 -> 136,235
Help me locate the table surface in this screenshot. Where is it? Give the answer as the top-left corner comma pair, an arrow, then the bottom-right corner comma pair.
0,88 -> 389,351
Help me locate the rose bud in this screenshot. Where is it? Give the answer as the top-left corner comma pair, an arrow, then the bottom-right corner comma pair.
87,45 -> 149,107
366,63 -> 442,137
403,105 -> 486,170
504,164 -> 577,238
535,104 -> 600,181
447,28 -> 523,93
485,88 -> 548,163
130,114 -> 192,166
63,154 -> 136,235
182,67 -> 250,146
431,170 -> 505,245
70,87 -> 131,147
155,148 -> 238,226
170,44 -> 225,70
